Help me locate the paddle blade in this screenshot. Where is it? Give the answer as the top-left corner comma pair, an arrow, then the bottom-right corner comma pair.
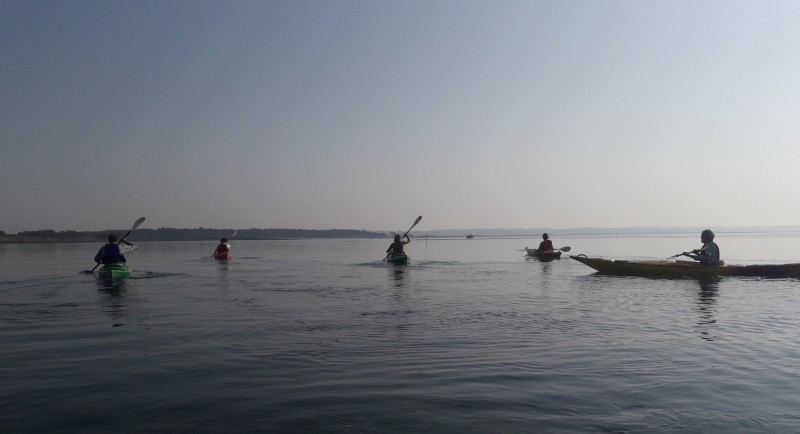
121,217 -> 146,239
231,231 -> 238,239
131,217 -> 146,231
413,215 -> 422,226
558,246 -> 572,252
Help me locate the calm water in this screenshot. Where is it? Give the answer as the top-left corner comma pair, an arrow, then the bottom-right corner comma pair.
2,234 -> 800,433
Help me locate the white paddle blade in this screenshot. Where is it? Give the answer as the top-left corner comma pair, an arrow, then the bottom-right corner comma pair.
120,245 -> 138,254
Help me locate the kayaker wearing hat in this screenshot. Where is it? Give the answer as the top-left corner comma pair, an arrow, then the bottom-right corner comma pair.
537,233 -> 554,252
214,238 -> 231,257
386,233 -> 410,256
94,234 -> 135,266
684,229 -> 720,265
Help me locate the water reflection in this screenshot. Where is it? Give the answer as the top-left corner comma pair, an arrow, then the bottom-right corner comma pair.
696,277 -> 720,341
388,266 -> 406,287
96,278 -> 127,327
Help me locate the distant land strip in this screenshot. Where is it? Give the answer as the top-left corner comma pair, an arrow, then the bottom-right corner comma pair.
0,228 -> 387,243
4,226 -> 800,243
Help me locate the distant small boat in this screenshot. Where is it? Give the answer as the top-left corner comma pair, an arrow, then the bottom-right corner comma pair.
466,234 -> 474,239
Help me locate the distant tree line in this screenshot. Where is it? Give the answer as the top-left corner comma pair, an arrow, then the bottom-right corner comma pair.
1,227 -> 387,243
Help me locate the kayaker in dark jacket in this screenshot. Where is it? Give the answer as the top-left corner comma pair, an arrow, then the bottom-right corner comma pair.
386,234 -> 410,256
537,233 -> 554,252
684,229 -> 720,265
94,234 -> 135,265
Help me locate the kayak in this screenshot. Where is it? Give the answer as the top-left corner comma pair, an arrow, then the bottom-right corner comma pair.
386,254 -> 409,265
570,254 -> 800,278
525,248 -> 562,261
98,264 -> 132,279
213,251 -> 232,260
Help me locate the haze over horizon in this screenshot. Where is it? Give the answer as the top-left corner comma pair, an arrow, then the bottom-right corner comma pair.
3,1 -> 800,234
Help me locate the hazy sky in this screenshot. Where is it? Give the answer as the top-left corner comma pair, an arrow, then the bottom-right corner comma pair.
3,0 -> 800,233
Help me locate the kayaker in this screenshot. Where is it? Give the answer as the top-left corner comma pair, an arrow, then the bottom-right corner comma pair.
386,234 -> 410,256
214,238 -> 231,257
537,233 -> 554,252
684,229 -> 720,265
94,234 -> 135,265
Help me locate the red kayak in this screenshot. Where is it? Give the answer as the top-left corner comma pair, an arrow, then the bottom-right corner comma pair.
213,251 -> 232,260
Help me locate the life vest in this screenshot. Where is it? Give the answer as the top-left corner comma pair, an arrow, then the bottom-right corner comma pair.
99,243 -> 126,264
539,240 -> 554,252
217,243 -> 230,254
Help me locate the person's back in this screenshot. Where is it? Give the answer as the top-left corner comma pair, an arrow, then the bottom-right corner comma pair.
386,234 -> 409,255
94,234 -> 127,265
537,233 -> 554,252
697,241 -> 720,265
215,238 -> 231,254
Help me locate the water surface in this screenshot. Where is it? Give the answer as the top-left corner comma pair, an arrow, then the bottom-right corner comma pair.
2,235 -> 800,432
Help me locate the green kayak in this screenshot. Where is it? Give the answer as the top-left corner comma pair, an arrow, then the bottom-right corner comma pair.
98,264 -> 132,279
386,254 -> 409,265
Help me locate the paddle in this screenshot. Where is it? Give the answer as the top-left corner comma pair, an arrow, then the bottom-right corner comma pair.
669,250 -> 696,259
524,246 -> 571,253
82,217 -> 146,274
384,215 -> 422,261
211,230 -> 238,258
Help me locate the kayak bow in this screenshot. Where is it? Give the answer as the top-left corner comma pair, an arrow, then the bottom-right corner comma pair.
98,264 -> 132,279
386,254 -> 409,265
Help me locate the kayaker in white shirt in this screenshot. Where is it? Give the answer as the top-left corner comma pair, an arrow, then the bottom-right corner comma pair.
684,229 -> 721,265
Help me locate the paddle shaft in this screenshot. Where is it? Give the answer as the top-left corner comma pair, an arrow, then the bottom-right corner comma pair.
526,246 -> 571,253
401,216 -> 423,238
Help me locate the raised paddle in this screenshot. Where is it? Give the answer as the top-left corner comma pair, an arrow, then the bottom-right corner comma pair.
402,215 -> 423,238
211,230 -> 238,258
82,216 -> 146,274
384,215 -> 422,261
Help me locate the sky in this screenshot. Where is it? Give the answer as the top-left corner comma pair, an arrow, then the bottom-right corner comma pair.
2,0 -> 800,234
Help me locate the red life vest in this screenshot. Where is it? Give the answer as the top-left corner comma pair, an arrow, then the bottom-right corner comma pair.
217,243 -> 230,254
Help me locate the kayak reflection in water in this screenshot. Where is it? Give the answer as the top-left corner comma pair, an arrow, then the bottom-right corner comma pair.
537,233 -> 554,252
684,229 -> 721,265
94,234 -> 135,266
386,233 -> 410,256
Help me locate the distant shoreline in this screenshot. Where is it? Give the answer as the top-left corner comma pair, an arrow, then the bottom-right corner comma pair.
3,226 -> 800,244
